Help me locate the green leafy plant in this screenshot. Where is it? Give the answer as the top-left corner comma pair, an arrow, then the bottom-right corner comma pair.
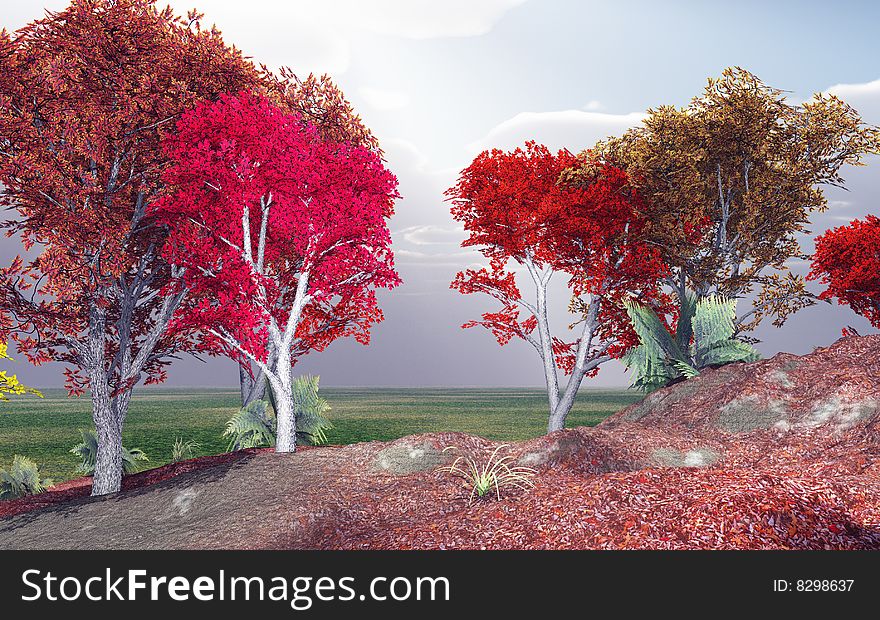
0,455 -> 53,499
223,399 -> 276,451
439,445 -> 537,502
224,375 -> 333,451
622,294 -> 761,392
69,429 -> 149,475
170,437 -> 201,463
290,374 -> 333,445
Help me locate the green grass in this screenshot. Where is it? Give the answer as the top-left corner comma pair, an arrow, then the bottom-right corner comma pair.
0,387 -> 641,483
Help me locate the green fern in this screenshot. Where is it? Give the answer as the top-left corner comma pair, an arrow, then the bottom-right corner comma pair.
291,375 -> 333,445
622,294 -> 761,392
69,429 -> 149,475
222,399 -> 276,451
0,455 -> 53,499
224,375 -> 333,451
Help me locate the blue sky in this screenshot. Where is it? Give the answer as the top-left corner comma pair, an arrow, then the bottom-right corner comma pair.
3,0 -> 880,388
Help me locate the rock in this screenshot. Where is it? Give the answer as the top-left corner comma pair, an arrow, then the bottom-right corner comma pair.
373,440 -> 451,475
716,396 -> 788,433
650,447 -> 720,468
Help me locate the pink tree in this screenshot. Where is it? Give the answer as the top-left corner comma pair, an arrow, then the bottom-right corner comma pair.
154,93 -> 399,452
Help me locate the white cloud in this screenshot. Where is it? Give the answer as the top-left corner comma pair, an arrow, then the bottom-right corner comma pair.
160,0 -> 525,75
353,0 -> 527,39
395,248 -> 482,267
825,78 -> 880,125
394,224 -> 465,246
468,109 -> 646,154
359,87 -> 411,111
582,100 -> 603,111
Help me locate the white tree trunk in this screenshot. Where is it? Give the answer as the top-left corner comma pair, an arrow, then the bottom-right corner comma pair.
269,349 -> 296,453
274,391 -> 296,453
547,372 -> 585,433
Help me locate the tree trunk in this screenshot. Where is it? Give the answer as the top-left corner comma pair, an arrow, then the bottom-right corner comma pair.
239,361 -> 267,406
274,393 -> 296,453
547,387 -> 577,433
547,365 -> 593,433
270,365 -> 296,453
90,380 -> 123,496
239,363 -> 252,405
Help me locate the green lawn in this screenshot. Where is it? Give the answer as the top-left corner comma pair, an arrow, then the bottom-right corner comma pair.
0,387 -> 641,483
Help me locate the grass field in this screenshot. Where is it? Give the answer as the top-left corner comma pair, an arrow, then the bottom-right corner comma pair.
0,387 -> 642,483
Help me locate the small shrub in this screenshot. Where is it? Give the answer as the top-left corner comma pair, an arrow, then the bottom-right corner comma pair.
0,455 -> 53,499
622,294 -> 761,392
170,437 -> 201,463
291,374 -> 333,445
439,445 -> 537,502
224,375 -> 333,451
69,429 -> 149,475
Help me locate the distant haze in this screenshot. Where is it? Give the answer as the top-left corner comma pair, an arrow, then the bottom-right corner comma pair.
2,0 -> 880,388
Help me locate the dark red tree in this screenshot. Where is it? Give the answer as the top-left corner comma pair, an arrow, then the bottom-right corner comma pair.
448,142 -> 668,432
810,215 -> 880,330
0,0 -> 257,494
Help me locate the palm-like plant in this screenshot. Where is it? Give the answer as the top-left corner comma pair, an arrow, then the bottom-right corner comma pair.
69,429 -> 149,475
622,294 -> 761,392
223,375 -> 333,451
0,455 -> 53,499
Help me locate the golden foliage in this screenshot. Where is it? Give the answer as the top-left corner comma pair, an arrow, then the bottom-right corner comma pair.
563,67 -> 880,330
0,342 -> 42,401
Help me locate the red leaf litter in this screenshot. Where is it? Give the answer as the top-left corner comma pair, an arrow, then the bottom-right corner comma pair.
308,334 -> 880,550
3,335 -> 880,550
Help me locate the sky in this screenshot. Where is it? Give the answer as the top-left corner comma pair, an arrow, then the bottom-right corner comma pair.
2,0 -> 880,388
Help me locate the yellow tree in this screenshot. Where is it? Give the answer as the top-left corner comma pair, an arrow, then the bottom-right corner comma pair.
0,342 -> 42,401
563,67 -> 880,334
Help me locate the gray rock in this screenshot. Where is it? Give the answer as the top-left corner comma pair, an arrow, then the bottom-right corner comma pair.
717,396 -> 788,433
650,447 -> 720,468
374,441 -> 450,475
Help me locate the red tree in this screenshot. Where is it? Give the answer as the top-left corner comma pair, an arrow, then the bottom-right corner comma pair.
448,142 -> 668,432
809,215 -> 880,330
153,92 -> 399,452
0,0 -> 257,494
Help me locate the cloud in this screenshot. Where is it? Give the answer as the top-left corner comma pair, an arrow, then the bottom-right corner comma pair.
159,0 -> 525,75
394,224 -> 465,246
359,87 -> 411,111
468,109 -> 646,154
353,0 -> 527,39
582,100 -> 603,111
825,78 -> 880,124
395,248 -> 483,267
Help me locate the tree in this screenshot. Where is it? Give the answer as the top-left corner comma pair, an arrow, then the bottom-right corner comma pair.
236,69 -> 383,408
0,0 -> 257,494
448,142 -> 668,432
0,342 -> 42,401
563,67 -> 880,336
153,92 -> 399,452
809,215 -> 880,328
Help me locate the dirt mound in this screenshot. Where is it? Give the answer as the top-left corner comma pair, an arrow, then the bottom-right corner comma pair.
605,334 -> 880,439
2,336 -> 879,549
